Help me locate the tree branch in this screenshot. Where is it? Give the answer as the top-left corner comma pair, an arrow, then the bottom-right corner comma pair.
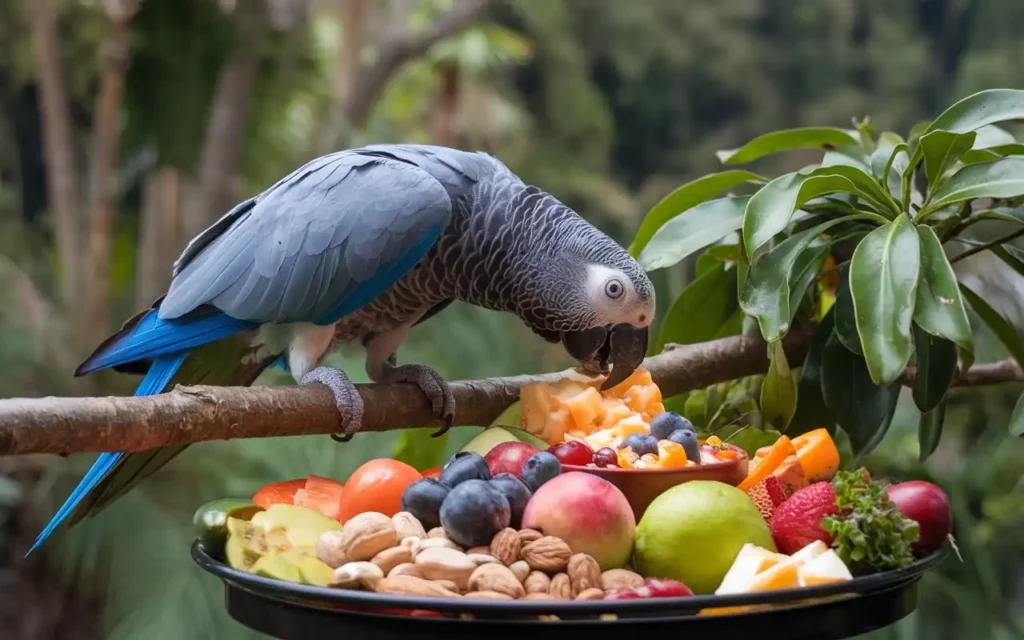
0,330 -> 811,457
902,359 -> 1024,387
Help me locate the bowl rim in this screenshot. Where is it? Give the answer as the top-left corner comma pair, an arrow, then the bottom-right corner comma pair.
561,443 -> 748,474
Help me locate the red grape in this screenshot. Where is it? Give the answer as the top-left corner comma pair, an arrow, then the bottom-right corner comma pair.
547,440 -> 595,466
644,578 -> 693,597
593,447 -> 619,468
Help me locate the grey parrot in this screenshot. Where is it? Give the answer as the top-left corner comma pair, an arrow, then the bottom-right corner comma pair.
32,144 -> 655,551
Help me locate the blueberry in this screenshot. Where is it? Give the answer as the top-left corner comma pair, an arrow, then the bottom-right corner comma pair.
619,433 -> 659,456
439,451 -> 491,486
400,478 -> 450,530
439,479 -> 511,547
651,412 -> 694,441
520,452 -> 561,492
668,429 -> 701,465
488,473 -> 532,528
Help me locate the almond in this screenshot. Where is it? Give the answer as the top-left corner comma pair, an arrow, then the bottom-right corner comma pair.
574,588 -> 605,601
517,529 -> 543,545
521,536 -> 571,573
376,575 -> 461,598
524,571 -> 551,594
371,546 -> 413,575
601,568 -> 644,592
567,553 -> 602,597
490,528 -> 521,565
468,563 -> 526,599
548,573 -> 571,600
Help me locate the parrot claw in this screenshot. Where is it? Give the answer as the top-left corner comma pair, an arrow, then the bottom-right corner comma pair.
300,366 -> 364,442
381,362 -> 455,437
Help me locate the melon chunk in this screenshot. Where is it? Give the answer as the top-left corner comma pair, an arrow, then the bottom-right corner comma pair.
716,544 -> 789,595
797,549 -> 853,586
562,386 -> 606,434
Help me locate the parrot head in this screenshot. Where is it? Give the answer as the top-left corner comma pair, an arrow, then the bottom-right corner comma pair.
519,219 -> 656,390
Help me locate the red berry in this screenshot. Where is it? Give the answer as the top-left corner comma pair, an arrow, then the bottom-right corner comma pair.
547,440 -> 595,466
768,481 -> 839,554
644,578 -> 693,597
593,447 -> 618,468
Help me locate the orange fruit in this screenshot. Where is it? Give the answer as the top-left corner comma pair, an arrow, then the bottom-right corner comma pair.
337,458 -> 422,522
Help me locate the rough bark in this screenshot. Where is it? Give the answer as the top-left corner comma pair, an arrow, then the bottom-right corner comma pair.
318,0 -> 368,154
339,0 -> 500,130
185,0 -> 269,240
82,0 -> 138,347
135,167 -> 182,308
433,62 -> 460,147
24,0 -> 81,309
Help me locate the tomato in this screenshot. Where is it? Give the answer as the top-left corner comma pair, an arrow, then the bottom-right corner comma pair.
253,478 -> 306,509
337,458 -> 422,522
295,474 -> 346,520
421,466 -> 443,479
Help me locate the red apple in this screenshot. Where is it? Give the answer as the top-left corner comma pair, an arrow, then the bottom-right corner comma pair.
484,442 -> 541,477
885,480 -> 952,556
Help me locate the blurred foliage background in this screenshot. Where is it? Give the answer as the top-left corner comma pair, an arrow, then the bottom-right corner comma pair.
0,0 -> 1022,638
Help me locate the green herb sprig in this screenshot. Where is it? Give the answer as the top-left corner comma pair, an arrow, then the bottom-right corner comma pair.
821,468 -> 919,575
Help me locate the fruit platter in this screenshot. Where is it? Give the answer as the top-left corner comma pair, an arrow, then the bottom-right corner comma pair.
193,368 -> 952,640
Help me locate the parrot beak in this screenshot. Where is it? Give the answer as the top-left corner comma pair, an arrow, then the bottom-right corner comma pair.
560,324 -> 648,390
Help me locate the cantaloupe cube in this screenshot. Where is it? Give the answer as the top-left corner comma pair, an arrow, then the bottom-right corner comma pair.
789,540 -> 829,564
771,455 -> 809,497
520,382 -> 555,439
605,367 -> 654,397
543,408 -> 572,444
562,386 -> 606,434
611,414 -> 650,439
584,429 -> 617,452
747,556 -> 802,592
797,550 -> 852,587
624,383 -> 663,417
599,398 -> 634,429
716,544 -> 789,595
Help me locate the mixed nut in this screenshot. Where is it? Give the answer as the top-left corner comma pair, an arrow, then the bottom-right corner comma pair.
317,510 -> 642,601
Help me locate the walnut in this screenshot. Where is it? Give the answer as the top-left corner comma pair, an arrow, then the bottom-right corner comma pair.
521,536 -> 572,573
548,572 -> 571,600
567,554 -> 602,597
468,563 -> 526,599
489,528 -> 522,565
601,568 -> 644,592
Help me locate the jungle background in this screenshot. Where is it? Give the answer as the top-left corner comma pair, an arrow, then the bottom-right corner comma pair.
0,0 -> 1022,638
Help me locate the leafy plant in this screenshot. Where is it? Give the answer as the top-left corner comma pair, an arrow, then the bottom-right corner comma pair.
633,89 -> 1024,460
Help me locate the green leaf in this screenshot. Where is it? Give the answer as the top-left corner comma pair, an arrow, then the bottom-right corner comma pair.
817,164 -> 900,215
871,143 -> 910,201
919,130 -> 977,188
392,430 -> 449,471
638,196 -> 750,271
973,124 -> 1018,148
960,283 -> 1024,371
717,424 -> 782,456
696,244 -> 741,277
834,267 -> 863,355
743,172 -> 859,259
629,171 -> 765,257
788,243 -> 830,316
717,127 -> 860,165
913,225 -> 975,355
926,157 -> 1024,212
655,264 -> 738,353
960,144 -> 1024,165
820,333 -> 901,457
849,215 -> 921,386
760,340 -> 798,432
1009,394 -> 1024,437
974,207 -> 1024,225
925,89 -> 1024,135
918,400 -> 947,462
912,325 -> 958,413
991,245 -> 1024,279
789,310 -> 837,436
740,216 -> 869,342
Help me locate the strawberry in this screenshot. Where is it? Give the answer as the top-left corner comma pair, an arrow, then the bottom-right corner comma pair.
746,476 -> 788,522
768,481 -> 839,554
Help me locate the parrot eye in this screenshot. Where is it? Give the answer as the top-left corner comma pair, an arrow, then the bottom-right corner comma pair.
604,279 -> 624,299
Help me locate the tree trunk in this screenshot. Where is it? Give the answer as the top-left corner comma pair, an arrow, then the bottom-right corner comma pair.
82,0 -> 138,347
433,62 -> 460,147
24,0 -> 81,311
136,167 -> 182,308
186,0 -> 269,240
319,0 -> 368,154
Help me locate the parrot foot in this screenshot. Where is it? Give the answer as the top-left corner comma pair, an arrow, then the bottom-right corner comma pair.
381,362 -> 455,437
300,366 -> 364,442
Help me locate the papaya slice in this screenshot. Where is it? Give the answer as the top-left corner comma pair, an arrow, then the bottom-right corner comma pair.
253,478 -> 306,509
295,475 -> 346,520
737,435 -> 796,492
791,428 -> 841,482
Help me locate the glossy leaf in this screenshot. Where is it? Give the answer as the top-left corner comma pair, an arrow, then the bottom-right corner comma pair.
919,130 -> 977,187
918,400 -> 947,462
925,89 -> 1024,135
991,245 -> 1024,279
972,124 -> 1018,148
638,196 -> 750,271
912,325 -> 958,413
740,216 -> 868,342
871,143 -> 910,201
717,127 -> 859,165
960,144 -> 1024,165
788,310 -> 837,436
817,164 -> 900,214
760,340 -> 798,432
655,264 -> 738,353
788,243 -> 830,317
960,283 -> 1024,371
820,332 -> 900,457
975,207 -> 1024,225
926,157 -> 1024,212
913,225 -> 975,355
1010,394 -> 1024,437
695,244 -> 741,277
629,171 -> 765,257
849,215 -> 921,386
834,267 -> 863,355
743,172 -> 858,259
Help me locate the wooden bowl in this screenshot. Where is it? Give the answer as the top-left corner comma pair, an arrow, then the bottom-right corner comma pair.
562,444 -> 749,520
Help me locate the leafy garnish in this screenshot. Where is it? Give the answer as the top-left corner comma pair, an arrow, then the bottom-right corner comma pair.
821,468 -> 919,575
